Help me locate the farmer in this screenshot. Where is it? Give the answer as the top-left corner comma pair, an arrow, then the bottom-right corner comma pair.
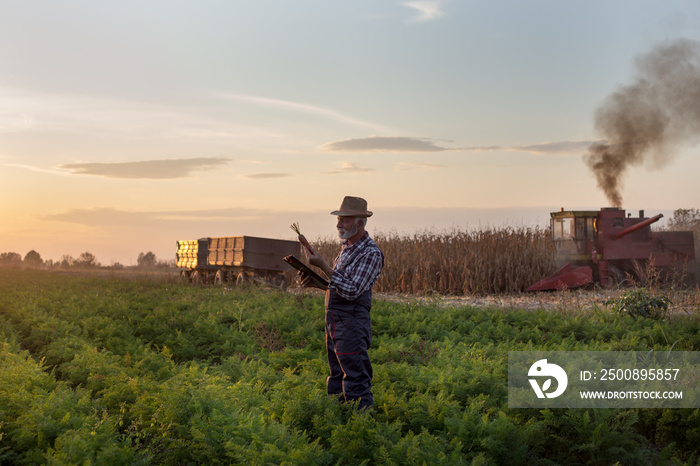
299,196 -> 384,410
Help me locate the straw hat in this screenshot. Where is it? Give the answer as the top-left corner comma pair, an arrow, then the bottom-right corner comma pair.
330,196 -> 373,217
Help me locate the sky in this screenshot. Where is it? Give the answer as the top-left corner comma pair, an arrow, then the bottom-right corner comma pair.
2,0 -> 700,265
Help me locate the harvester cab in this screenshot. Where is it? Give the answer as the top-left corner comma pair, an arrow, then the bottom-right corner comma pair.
526,207 -> 695,291
551,210 -> 597,264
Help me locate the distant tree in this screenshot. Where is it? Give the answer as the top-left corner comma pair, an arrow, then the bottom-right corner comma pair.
60,255 -> 74,268
0,252 -> 22,267
668,208 -> 700,258
75,251 -> 99,268
668,208 -> 700,231
23,250 -> 43,268
137,251 -> 157,268
157,258 -> 176,268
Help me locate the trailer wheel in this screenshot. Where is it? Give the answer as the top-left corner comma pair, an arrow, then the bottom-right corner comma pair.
191,270 -> 205,285
179,270 -> 191,284
235,272 -> 247,286
214,270 -> 225,285
273,274 -> 288,290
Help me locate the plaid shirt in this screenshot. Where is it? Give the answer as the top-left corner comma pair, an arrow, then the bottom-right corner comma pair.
329,232 -> 384,301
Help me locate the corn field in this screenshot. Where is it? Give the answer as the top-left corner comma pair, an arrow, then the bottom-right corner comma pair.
309,226 -> 557,295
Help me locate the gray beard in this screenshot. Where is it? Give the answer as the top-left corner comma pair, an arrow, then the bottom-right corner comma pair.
337,222 -> 359,240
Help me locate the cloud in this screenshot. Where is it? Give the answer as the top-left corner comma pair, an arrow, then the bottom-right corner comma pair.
404,1 -> 446,23
322,162 -> 375,174
510,140 -> 600,155
59,157 -> 230,179
459,140 -> 602,156
40,206 -> 562,237
320,136 -> 462,152
320,136 -> 602,156
243,173 -> 291,179
0,113 -> 33,133
42,207 -> 268,227
0,87 -> 309,158
218,93 -> 392,133
396,161 -> 447,171
43,208 -> 159,227
461,145 -> 503,152
5,163 -> 72,176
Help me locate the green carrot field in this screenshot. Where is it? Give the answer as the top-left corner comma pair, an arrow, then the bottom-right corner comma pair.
1,269 -> 699,465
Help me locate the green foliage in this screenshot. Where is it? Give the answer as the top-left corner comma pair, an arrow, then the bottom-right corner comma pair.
605,288 -> 672,320
530,409 -> 653,465
0,339 -> 144,464
0,269 -> 699,464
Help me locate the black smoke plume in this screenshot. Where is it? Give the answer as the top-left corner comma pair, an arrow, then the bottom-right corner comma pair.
584,39 -> 700,207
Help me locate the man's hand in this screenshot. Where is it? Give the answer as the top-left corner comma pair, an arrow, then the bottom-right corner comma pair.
308,253 -> 334,280
297,270 -> 314,288
300,242 -> 334,280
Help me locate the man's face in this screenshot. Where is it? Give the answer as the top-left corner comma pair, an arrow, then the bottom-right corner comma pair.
337,216 -> 360,240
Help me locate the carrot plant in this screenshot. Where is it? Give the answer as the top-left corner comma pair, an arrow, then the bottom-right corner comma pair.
0,268 -> 698,464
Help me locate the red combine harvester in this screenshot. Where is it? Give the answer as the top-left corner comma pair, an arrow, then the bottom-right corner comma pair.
526,208 -> 696,291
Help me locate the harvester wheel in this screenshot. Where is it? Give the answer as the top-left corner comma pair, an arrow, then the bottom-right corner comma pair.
608,264 -> 625,288
631,259 -> 649,285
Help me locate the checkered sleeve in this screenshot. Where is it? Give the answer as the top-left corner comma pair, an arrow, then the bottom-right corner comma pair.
329,246 -> 384,301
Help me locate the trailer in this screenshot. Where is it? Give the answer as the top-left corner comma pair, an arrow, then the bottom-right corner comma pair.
177,236 -> 300,288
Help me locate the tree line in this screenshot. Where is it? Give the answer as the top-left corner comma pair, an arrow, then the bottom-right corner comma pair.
0,250 -> 175,269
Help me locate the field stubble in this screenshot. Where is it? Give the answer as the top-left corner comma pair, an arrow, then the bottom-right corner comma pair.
306,226 -> 699,315
312,226 -> 556,295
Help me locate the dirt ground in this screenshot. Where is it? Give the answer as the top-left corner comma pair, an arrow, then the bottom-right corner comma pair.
47,266 -> 700,317
375,287 -> 700,317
